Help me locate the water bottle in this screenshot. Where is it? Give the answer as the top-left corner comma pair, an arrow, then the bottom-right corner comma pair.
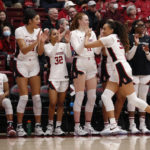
26,120 -> 32,136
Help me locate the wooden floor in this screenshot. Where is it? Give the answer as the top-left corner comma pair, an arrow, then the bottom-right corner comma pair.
0,135 -> 150,150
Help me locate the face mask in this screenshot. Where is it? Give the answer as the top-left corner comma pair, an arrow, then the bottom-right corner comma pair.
3,30 -> 11,37
66,25 -> 70,30
113,3 -> 118,9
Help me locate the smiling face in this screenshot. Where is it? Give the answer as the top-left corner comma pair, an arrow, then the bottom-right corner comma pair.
102,23 -> 114,36
135,21 -> 145,34
29,14 -> 40,29
0,11 -> 6,22
50,29 -> 59,43
78,15 -> 89,29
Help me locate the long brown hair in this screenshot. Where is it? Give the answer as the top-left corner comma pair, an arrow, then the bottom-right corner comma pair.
106,20 -> 129,52
70,12 -> 86,31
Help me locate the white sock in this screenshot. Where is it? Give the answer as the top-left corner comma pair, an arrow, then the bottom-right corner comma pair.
110,118 -> 117,125
75,123 -> 80,128
56,121 -> 61,127
85,121 -> 91,127
129,117 -> 135,126
139,117 -> 145,128
48,120 -> 53,125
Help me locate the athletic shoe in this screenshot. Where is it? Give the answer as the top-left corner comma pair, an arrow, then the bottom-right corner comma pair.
16,126 -> 27,137
110,126 -> 120,135
140,126 -> 150,134
34,125 -> 44,136
118,126 -> 128,135
129,124 -> 140,134
45,124 -> 53,136
53,126 -> 65,136
84,125 -> 99,135
7,125 -> 16,137
100,124 -> 112,136
74,126 -> 88,136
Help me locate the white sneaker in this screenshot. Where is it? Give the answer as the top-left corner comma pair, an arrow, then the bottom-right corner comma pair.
100,124 -> 111,136
129,124 -> 140,134
54,127 -> 65,136
118,126 -> 128,135
84,125 -> 99,135
34,125 -> 44,136
110,125 -> 120,135
140,126 -> 150,134
74,126 -> 88,136
45,124 -> 53,136
16,126 -> 27,137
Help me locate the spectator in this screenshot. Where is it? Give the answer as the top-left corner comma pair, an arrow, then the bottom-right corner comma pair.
124,5 -> 140,23
58,18 -> 69,43
42,8 -> 59,30
0,25 -> 15,67
68,7 -> 77,25
103,0 -> 124,23
0,10 -> 14,37
75,0 -> 88,12
85,0 -> 101,31
58,1 -> 76,20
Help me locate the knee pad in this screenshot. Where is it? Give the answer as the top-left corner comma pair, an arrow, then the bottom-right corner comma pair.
127,100 -> 136,112
17,95 -> 28,113
2,98 -> 13,115
101,89 -> 115,112
73,91 -> 84,112
127,92 -> 148,111
85,89 -> 96,112
32,95 -> 42,116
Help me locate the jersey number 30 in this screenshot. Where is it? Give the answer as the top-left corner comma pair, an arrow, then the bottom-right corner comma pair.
55,56 -> 63,65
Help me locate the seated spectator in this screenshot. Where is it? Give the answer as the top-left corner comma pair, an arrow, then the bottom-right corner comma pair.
58,1 -> 76,20
85,0 -> 101,31
0,26 -> 15,56
75,0 -> 88,12
0,72 -> 16,136
135,0 -> 150,19
0,10 -> 14,37
42,8 -> 59,30
102,0 -> 124,23
68,7 -> 77,25
58,18 -> 69,43
124,5 -> 140,23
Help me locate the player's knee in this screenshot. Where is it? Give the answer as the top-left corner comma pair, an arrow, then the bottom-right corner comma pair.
17,95 -> 28,113
2,98 -> 13,114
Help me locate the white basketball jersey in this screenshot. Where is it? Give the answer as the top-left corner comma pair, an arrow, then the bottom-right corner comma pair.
0,73 -> 8,95
44,42 -> 71,81
15,26 -> 40,61
100,34 -> 126,63
70,29 -> 100,57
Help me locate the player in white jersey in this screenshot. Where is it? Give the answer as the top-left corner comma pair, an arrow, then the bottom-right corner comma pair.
15,8 -> 48,137
70,13 -> 100,136
0,73 -> 16,136
44,29 -> 71,136
84,20 -> 150,133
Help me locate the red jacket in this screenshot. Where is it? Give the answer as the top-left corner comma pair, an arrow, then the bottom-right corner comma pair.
0,36 -> 15,54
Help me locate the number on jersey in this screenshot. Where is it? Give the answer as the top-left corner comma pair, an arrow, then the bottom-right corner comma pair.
55,56 -> 63,65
